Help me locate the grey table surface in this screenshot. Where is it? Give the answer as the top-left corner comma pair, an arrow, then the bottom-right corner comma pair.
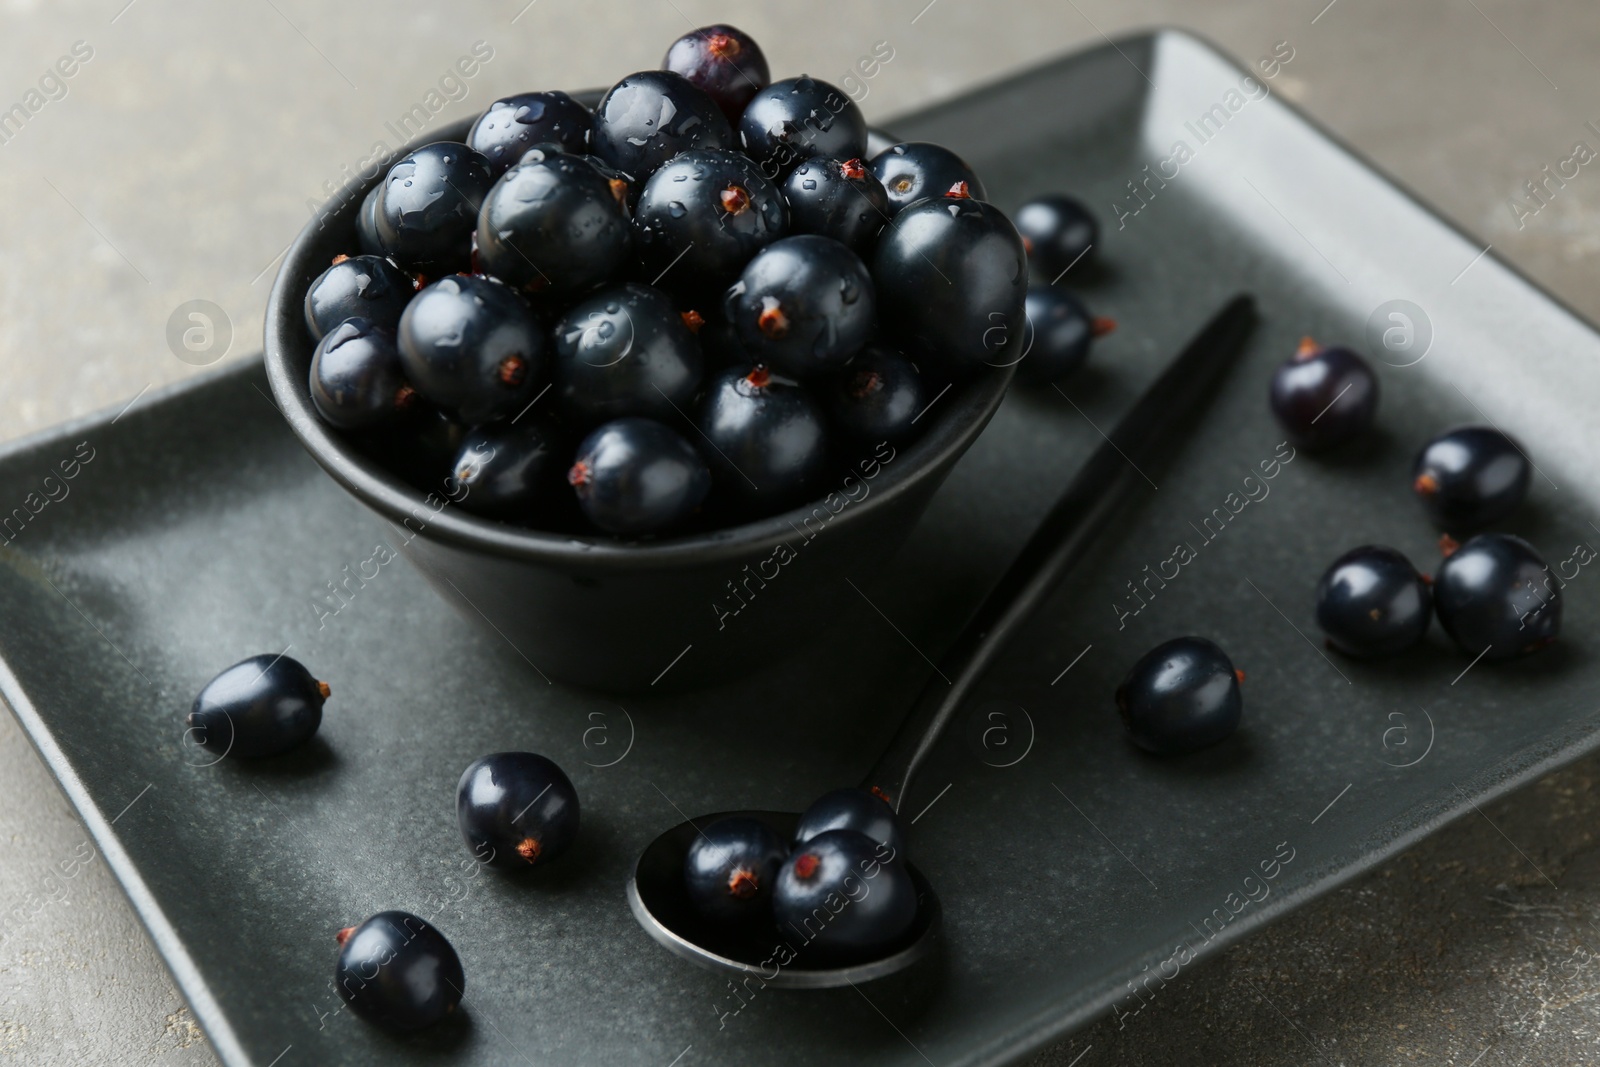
2,1 -> 1599,1064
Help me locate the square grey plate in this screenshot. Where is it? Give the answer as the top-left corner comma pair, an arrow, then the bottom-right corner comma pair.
4,29 -> 1600,1067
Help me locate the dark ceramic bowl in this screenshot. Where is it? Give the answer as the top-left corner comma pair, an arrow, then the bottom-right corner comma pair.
264,109 -> 1014,693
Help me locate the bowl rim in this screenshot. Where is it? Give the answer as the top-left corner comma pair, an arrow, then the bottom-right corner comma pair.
263,111 -> 1014,572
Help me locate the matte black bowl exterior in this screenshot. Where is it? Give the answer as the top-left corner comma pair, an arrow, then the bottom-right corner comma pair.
264,115 -> 1014,693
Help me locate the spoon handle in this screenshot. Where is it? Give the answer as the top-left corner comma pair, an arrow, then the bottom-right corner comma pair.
862,294 -> 1258,813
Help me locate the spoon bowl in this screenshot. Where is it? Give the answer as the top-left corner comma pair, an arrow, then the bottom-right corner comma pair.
627,810 -> 942,989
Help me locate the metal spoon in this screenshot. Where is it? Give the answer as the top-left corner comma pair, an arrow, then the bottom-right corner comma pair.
628,295 -> 1259,988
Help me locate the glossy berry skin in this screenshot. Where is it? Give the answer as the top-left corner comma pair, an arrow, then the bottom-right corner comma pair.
374,142 -> 494,274
739,76 -> 867,179
476,148 -> 632,298
304,255 -> 414,341
552,283 -> 703,426
826,346 -> 925,447
187,654 -> 328,760
468,91 -> 593,176
727,235 -> 875,378
683,816 -> 787,925
1412,426 -> 1531,532
457,752 -> 580,869
782,156 -> 890,256
871,142 -> 987,216
568,417 -> 711,536
873,196 -> 1028,373
1314,545 -> 1432,657
698,367 -> 828,510
335,911 -> 463,1033
773,829 -> 917,962
1268,339 -> 1378,451
1434,533 -> 1560,660
310,318 -> 415,430
794,788 -> 904,855
591,70 -> 733,183
1014,195 -> 1098,278
633,149 -> 787,298
1016,286 -> 1113,386
1115,637 -> 1242,755
355,184 -> 385,256
397,275 -> 544,424
450,419 -> 559,519
662,24 -> 770,122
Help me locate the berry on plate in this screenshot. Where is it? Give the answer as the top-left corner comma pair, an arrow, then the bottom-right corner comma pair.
1268,337 -> 1378,451
1314,545 -> 1432,657
1434,533 -> 1560,660
457,751 -> 581,868
1115,637 -> 1243,754
1412,426 -> 1531,532
334,911 -> 463,1032
187,654 -> 329,760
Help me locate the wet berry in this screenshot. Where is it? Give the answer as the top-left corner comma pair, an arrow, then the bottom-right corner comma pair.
476,147 -> 633,298
1014,195 -> 1098,278
552,283 -> 704,426
187,654 -> 329,760
334,911 -> 463,1032
794,788 -> 904,855
773,829 -> 917,962
468,91 -> 593,176
683,815 -> 787,925
1016,286 -> 1115,385
374,142 -> 494,274
739,76 -> 867,178
726,235 -> 875,378
1412,426 -> 1531,532
457,752 -> 580,869
783,156 -> 891,255
397,275 -> 545,424
662,24 -> 770,122
1268,338 -> 1378,451
698,366 -> 827,511
591,70 -> 733,183
304,254 -> 414,341
826,346 -> 925,447
871,141 -> 986,216
1116,637 -> 1243,754
450,419 -> 560,520
873,196 -> 1028,373
1434,533 -> 1560,660
632,149 -> 786,298
568,417 -> 711,535
310,318 -> 415,430
1314,545 -> 1432,657
355,184 -> 385,256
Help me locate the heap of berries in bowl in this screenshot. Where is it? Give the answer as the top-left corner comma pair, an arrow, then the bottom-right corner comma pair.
302,24 -> 1031,538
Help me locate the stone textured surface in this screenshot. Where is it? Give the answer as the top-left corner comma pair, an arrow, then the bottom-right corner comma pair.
2,0 -> 1598,1064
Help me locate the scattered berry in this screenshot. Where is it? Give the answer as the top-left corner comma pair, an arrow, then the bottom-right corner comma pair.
397,275 -> 545,424
726,235 -> 876,378
1314,545 -> 1432,657
773,829 -> 918,961
1014,195 -> 1098,277
1268,337 -> 1378,451
662,24 -> 771,122
568,417 -> 711,535
1434,533 -> 1560,660
1016,285 -> 1114,385
334,911 -> 463,1032
187,654 -> 329,760
1116,637 -> 1243,754
457,752 -> 580,869
683,815 -> 788,924
1412,426 -> 1531,532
